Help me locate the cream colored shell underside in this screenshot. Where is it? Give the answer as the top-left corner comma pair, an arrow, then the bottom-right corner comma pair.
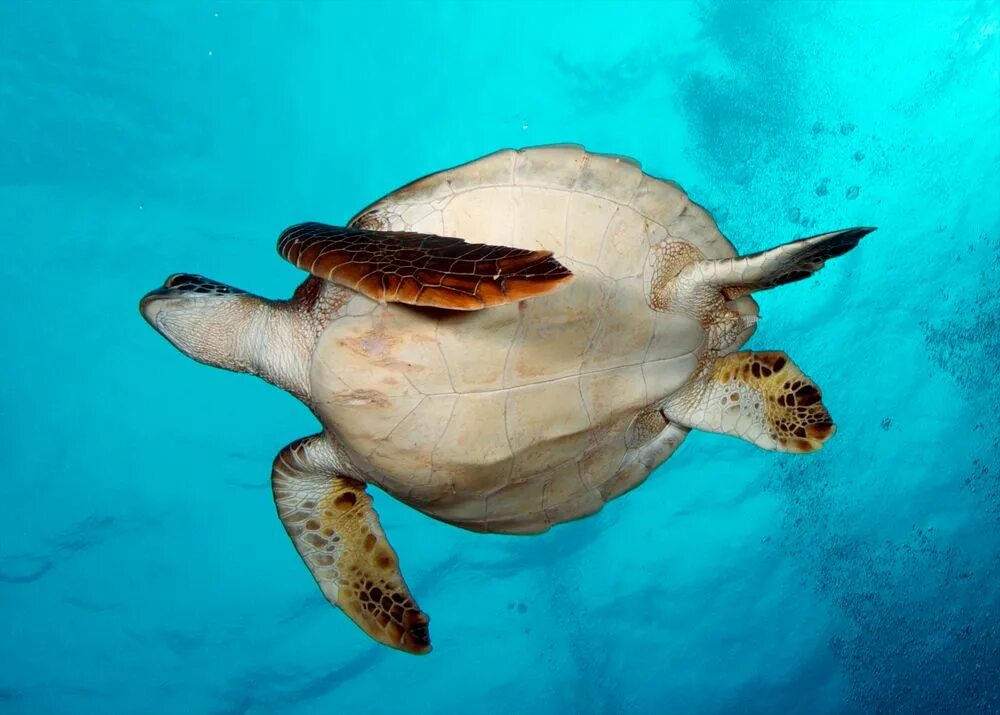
312,145 -> 747,532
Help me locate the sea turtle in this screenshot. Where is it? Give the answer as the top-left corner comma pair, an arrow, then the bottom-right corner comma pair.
140,145 -> 873,654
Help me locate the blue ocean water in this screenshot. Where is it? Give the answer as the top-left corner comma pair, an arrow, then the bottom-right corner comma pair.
2,1 -> 999,713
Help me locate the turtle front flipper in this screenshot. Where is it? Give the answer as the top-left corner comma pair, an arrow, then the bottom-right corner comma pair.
661,351 -> 835,453
271,435 -> 431,654
277,222 -> 572,310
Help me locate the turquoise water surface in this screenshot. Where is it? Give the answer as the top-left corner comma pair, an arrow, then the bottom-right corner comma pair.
2,2 -> 999,713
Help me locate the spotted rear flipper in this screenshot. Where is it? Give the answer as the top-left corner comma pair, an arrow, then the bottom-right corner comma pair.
271,436 -> 431,654
662,351 -> 835,453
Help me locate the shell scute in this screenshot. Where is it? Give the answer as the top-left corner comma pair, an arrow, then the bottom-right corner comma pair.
308,146 -> 756,528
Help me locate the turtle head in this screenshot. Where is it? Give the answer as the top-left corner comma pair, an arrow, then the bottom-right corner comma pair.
140,273 -> 314,399
140,273 -> 257,371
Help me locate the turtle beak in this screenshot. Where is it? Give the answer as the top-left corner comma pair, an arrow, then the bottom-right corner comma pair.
139,287 -> 169,328
139,274 -> 208,327
139,285 -> 175,329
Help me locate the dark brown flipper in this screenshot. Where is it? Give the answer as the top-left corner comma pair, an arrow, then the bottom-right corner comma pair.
277,222 -> 573,310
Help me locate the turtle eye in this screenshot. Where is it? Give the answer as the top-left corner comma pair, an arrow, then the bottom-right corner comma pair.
165,273 -> 203,289
162,274 -> 244,295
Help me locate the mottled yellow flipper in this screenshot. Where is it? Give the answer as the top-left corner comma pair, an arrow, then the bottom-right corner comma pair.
663,351 -> 835,453
271,436 -> 431,654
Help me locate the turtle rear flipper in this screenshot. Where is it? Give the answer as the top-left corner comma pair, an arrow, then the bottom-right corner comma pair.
661,351 -> 835,453
650,228 -> 869,450
714,226 -> 875,299
661,227 -> 875,306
